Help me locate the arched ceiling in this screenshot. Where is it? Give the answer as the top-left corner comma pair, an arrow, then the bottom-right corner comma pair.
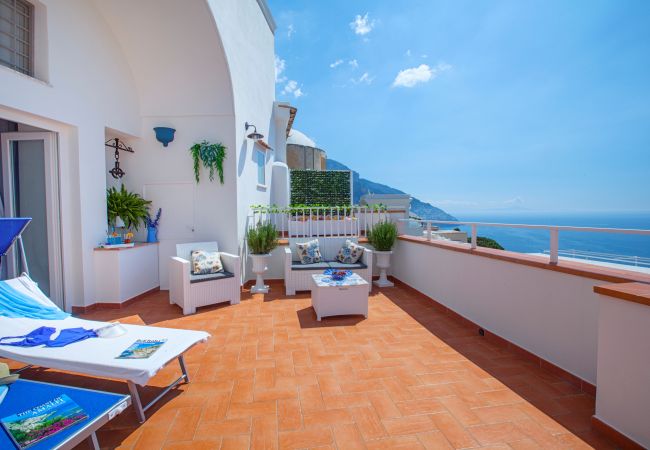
92,0 -> 234,118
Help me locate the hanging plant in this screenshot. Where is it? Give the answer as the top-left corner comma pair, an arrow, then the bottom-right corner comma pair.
190,140 -> 226,184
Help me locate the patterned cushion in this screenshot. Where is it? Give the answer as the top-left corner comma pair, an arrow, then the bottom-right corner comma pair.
336,240 -> 365,264
295,239 -> 322,264
191,250 -> 224,275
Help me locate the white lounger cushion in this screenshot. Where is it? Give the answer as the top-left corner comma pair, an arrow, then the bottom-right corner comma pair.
0,277 -> 209,385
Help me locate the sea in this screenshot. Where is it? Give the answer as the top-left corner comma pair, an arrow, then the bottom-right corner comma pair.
439,211 -> 650,265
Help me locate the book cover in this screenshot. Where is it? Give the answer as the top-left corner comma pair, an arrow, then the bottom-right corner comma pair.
116,339 -> 166,359
1,394 -> 87,449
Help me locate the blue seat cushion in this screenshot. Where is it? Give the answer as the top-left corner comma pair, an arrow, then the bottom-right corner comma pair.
190,270 -> 234,284
327,261 -> 368,270
290,261 -> 367,271
290,262 -> 331,271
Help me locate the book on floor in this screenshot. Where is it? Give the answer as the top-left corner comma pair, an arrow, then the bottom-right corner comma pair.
116,339 -> 167,359
1,394 -> 88,449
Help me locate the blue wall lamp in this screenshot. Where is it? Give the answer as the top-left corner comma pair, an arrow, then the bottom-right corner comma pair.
153,127 -> 176,147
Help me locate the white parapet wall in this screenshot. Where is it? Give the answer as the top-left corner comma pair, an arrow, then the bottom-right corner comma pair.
594,289 -> 650,448
391,237 -> 605,384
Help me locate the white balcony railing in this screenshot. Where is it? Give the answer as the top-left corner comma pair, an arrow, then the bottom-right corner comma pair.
249,206 -> 404,238
399,219 -> 650,266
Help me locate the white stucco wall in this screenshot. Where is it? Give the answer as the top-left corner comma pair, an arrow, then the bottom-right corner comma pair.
1,0 -> 280,303
595,296 -> 650,448
95,0 -> 241,289
391,239 -> 601,384
0,0 -> 141,308
207,0 -> 278,247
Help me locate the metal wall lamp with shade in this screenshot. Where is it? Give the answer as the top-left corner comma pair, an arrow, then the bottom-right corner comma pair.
245,122 -> 272,150
245,122 -> 264,140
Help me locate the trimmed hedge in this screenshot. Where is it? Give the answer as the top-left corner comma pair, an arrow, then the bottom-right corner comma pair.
290,170 -> 351,206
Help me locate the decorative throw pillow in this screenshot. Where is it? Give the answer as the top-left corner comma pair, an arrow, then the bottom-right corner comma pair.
336,240 -> 365,264
191,250 -> 224,275
295,239 -> 322,264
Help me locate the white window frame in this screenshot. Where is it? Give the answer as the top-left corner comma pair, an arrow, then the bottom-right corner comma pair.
256,149 -> 266,187
0,0 -> 34,76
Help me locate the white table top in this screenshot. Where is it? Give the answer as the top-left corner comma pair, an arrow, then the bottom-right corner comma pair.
311,273 -> 368,288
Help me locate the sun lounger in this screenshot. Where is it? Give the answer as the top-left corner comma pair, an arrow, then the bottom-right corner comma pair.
0,276 -> 210,422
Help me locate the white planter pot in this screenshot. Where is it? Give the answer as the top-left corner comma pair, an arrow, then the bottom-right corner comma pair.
250,253 -> 271,294
373,250 -> 394,287
114,216 -> 125,228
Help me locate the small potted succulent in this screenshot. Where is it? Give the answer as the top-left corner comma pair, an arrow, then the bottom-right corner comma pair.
367,220 -> 398,287
246,221 -> 279,293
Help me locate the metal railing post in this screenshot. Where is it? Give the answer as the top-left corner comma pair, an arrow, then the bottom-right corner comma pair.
426,222 -> 432,241
471,224 -> 477,249
549,227 -> 559,265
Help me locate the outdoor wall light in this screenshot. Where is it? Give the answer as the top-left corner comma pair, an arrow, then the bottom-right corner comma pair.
153,127 -> 176,147
245,122 -> 264,140
105,137 -> 134,179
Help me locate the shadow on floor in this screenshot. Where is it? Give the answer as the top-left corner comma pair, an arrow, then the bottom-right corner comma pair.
296,306 -> 366,328
378,283 -> 616,449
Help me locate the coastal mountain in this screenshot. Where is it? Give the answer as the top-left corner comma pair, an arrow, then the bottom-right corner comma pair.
326,159 -> 457,221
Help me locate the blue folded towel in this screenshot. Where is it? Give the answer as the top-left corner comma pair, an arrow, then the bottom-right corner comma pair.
0,280 -> 69,320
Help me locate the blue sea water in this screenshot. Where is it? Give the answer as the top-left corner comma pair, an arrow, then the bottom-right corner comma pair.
441,211 -> 650,260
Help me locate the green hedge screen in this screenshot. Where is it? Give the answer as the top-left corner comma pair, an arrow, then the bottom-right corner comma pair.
290,170 -> 351,206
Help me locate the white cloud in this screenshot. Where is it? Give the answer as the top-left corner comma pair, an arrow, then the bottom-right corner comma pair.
287,24 -> 295,38
350,13 -> 375,36
392,62 -> 451,88
405,49 -> 411,57
329,59 -> 344,68
353,72 -> 373,85
503,196 -> 524,207
274,55 -> 286,83
348,59 -> 359,69
282,80 -> 304,98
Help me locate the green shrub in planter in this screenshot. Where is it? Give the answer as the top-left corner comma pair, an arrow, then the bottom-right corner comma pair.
367,221 -> 398,251
246,222 -> 279,255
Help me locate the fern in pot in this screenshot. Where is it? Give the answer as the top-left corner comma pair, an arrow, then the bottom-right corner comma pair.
367,220 -> 398,287
106,185 -> 151,231
246,222 -> 279,294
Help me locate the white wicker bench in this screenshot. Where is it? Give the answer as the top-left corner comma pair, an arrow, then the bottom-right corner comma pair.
284,237 -> 372,295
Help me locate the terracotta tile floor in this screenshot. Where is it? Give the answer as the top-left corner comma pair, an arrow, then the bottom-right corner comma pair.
11,282 -> 619,449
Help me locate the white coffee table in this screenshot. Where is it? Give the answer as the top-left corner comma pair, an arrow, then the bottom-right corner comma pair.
311,273 -> 369,321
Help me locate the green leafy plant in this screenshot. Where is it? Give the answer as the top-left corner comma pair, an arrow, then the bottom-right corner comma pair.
106,185 -> 151,230
246,222 -> 279,255
367,220 -> 398,251
190,140 -> 226,184
290,170 -> 351,206
469,236 -> 505,250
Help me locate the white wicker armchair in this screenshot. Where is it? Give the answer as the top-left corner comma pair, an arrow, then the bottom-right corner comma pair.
284,237 -> 372,295
169,242 -> 240,315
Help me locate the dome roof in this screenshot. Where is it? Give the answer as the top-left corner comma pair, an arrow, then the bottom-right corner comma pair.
287,129 -> 316,148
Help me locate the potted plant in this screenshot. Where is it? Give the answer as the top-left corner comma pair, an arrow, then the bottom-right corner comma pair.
145,208 -> 162,243
189,140 -> 226,184
106,185 -> 151,232
367,220 -> 398,287
246,221 -> 279,293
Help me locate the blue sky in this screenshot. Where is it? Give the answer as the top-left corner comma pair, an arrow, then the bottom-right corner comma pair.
269,0 -> 650,214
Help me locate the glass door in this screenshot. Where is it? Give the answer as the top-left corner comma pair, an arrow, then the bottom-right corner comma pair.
1,132 -> 63,308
